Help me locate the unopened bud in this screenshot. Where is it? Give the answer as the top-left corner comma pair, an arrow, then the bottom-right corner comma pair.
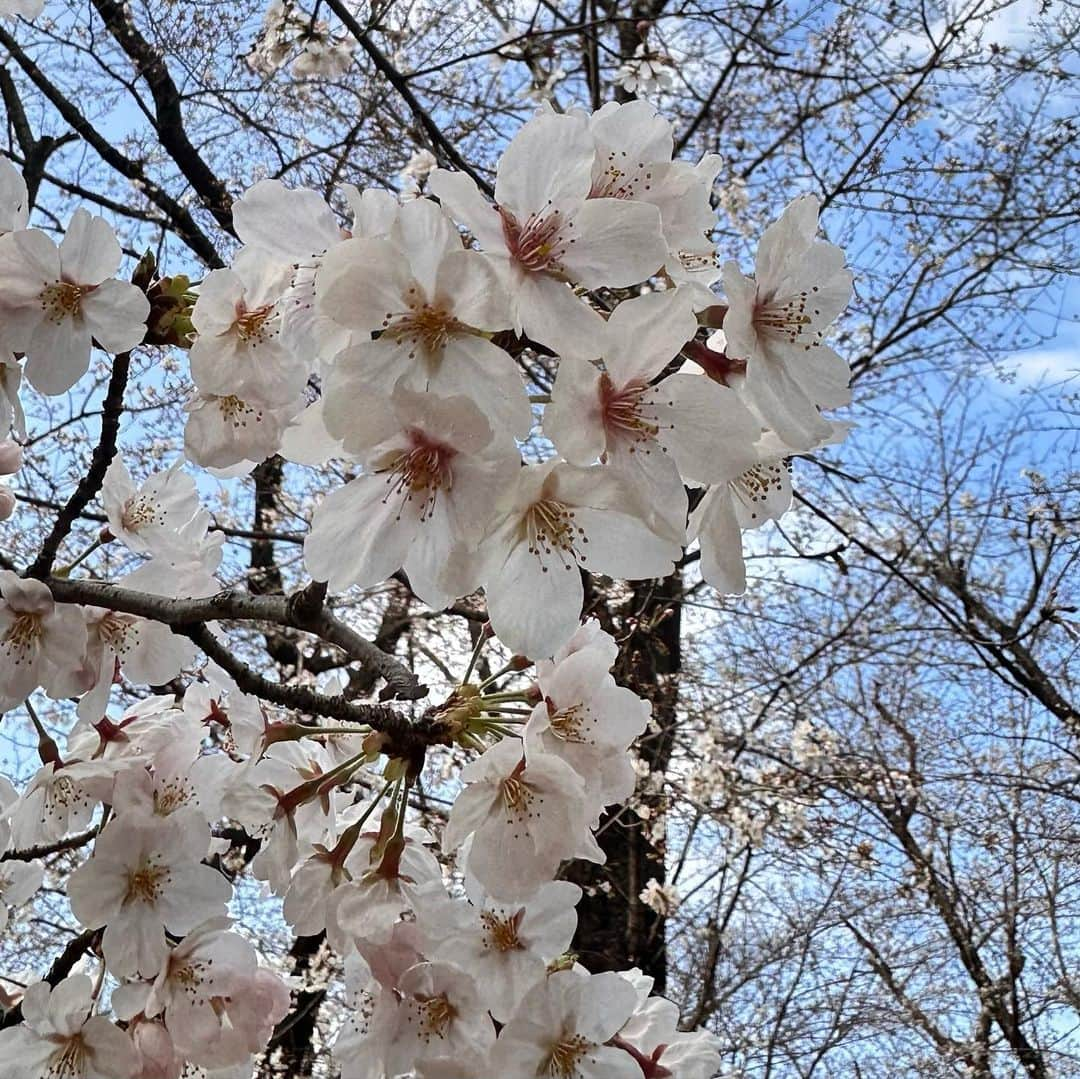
0,439 -> 22,475
509,654 -> 533,671
0,484 -> 14,521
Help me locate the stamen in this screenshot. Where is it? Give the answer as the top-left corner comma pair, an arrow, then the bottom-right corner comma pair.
40,281 -> 91,323
379,432 -> 456,523
754,285 -> 823,349
524,499 -> 588,571
234,303 -> 276,343
500,204 -> 572,273
544,1032 -> 593,1076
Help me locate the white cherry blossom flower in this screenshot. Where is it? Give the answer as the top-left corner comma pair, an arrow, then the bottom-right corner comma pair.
616,43 -> 676,98
67,814 -> 230,977
317,196 -> 531,438
477,460 -> 683,659
8,758 -> 120,849
102,456 -> 200,556
688,423 -> 847,594
617,969 -> 723,1079
444,737 -> 603,900
380,961 -> 495,1076
414,879 -> 581,1022
0,975 -> 139,1079
544,289 -> 759,543
721,194 -> 853,449
114,919 -> 290,1070
0,570 -> 90,709
183,388 -> 299,469
524,636 -> 650,821
324,829 -> 444,951
120,508 -> 224,600
586,100 -> 722,293
0,856 -> 43,934
0,210 -> 149,394
490,968 -> 641,1078
305,385 -> 519,607
77,607 -> 195,721
189,247 -> 304,408
0,156 -> 29,237
429,110 -> 667,358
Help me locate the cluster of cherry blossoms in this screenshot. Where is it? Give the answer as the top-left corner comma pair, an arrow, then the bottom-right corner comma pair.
0,95 -> 853,1079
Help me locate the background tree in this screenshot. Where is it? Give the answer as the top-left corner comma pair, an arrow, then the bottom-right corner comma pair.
0,0 -> 1076,1075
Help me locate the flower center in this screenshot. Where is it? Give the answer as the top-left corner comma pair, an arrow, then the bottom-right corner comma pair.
125,860 -> 169,904
121,493 -> 163,533
500,205 -> 569,273
98,612 -> 135,655
384,301 -> 460,358
416,993 -> 456,1040
3,611 -> 43,657
734,461 -> 788,523
544,1032 -> 592,1077
754,287 -> 822,347
589,154 -> 654,201
548,703 -> 588,743
598,373 -> 667,453
48,1035 -> 89,1078
480,908 -> 525,952
500,763 -> 540,822
380,432 -> 456,522
234,303 -> 276,343
40,281 -> 91,323
218,394 -> 262,428
524,499 -> 588,570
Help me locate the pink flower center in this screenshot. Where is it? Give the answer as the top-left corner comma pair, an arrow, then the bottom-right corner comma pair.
598,373 -> 665,453
500,205 -> 570,273
125,860 -> 170,904
121,493 -> 163,533
589,154 -> 655,201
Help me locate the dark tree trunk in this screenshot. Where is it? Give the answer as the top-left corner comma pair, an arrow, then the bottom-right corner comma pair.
568,572 -> 682,993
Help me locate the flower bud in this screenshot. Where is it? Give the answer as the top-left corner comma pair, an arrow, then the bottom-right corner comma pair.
0,439 -> 22,475
0,484 -> 14,520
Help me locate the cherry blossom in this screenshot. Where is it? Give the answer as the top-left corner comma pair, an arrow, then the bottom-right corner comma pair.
477,460 -> 682,659
721,194 -> 854,449
0,571 -> 90,709
113,919 -> 290,1070
0,975 -> 139,1079
67,814 -> 230,976
544,288 -> 760,543
429,109 -> 668,357
688,423 -> 846,594
586,101 -> 722,294
524,630 -> 651,821
317,196 -> 532,438
444,736 -> 603,900
183,387 -> 300,469
305,384 -> 519,606
189,247 -> 304,408
490,968 -> 642,1078
77,607 -> 195,720
414,878 -> 581,1021
0,209 -> 149,395
8,758 -> 120,849
0,437 -> 21,521
102,456 -> 201,556
0,156 -> 29,237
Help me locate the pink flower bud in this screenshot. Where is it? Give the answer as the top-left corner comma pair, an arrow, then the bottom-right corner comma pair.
0,484 -> 14,521
0,440 -> 22,475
